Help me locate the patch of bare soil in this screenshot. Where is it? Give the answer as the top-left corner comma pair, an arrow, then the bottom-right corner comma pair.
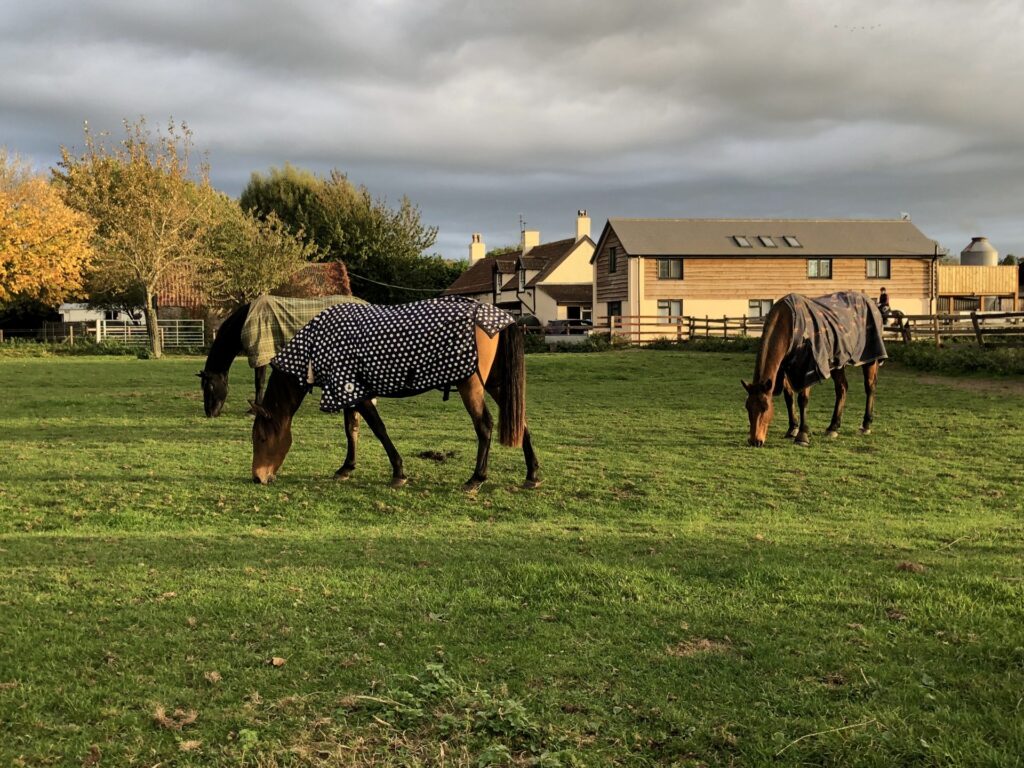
916,374 -> 1024,395
666,637 -> 731,657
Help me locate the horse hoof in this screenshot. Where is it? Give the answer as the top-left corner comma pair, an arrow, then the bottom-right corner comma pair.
860,427 -> 872,435
785,429 -> 799,439
522,479 -> 542,490
334,469 -> 353,481
795,437 -> 811,447
389,477 -> 408,489
825,430 -> 839,439
462,479 -> 483,492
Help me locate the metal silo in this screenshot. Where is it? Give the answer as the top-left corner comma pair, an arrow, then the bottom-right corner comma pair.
960,236 -> 999,266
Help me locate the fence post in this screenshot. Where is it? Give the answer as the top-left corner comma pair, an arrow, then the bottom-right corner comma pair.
970,311 -> 984,347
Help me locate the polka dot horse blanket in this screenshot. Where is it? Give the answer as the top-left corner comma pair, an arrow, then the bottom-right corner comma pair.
271,296 -> 516,412
777,292 -> 887,394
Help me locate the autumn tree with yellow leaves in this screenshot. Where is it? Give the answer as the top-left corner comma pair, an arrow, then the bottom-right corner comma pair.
54,119 -> 214,358
0,149 -> 94,305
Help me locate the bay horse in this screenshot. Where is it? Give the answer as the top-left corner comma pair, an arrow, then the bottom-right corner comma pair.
249,322 -> 541,491
743,292 -> 883,447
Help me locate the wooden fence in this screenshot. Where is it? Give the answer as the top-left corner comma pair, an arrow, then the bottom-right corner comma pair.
589,311 -> 1024,346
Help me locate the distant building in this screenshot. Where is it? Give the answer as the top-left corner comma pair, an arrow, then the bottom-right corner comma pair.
445,211 -> 595,327
591,218 -> 944,338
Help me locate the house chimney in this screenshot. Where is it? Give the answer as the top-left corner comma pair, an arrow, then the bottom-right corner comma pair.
522,229 -> 540,254
468,233 -> 486,264
576,209 -> 590,241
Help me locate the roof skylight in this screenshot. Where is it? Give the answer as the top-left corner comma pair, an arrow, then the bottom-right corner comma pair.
759,236 -> 777,248
733,235 -> 752,247
783,235 -> 802,248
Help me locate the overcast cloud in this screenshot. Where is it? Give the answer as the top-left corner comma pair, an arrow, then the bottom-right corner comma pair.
2,0 -> 1022,261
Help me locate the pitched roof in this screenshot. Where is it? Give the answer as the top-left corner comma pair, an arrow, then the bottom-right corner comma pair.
444,256 -> 497,295
526,237 -> 593,287
538,284 -> 593,304
600,218 -> 939,259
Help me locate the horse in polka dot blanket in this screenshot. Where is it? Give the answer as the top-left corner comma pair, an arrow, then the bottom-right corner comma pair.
249,296 -> 541,491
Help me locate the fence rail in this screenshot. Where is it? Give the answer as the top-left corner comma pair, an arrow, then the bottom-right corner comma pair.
6,320 -> 204,348
586,311 -> 1024,346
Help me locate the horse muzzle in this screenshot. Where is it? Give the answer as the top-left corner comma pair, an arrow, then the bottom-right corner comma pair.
252,470 -> 276,485
748,438 -> 765,448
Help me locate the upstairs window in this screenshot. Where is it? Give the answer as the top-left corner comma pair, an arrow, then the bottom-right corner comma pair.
748,299 -> 773,318
608,246 -> 618,273
866,258 -> 890,278
783,235 -> 802,248
807,258 -> 832,279
733,235 -> 752,248
657,258 -> 683,279
494,271 -> 503,293
518,269 -> 526,290
758,236 -> 777,248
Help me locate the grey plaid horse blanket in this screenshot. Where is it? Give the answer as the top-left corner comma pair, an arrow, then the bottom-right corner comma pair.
778,292 -> 887,394
272,296 -> 515,412
241,295 -> 366,369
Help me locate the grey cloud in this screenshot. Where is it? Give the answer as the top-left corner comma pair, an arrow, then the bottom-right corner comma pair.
1,0 -> 1022,260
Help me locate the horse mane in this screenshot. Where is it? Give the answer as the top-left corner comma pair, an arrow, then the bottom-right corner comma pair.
259,367 -> 308,426
753,299 -> 793,388
204,303 -> 250,374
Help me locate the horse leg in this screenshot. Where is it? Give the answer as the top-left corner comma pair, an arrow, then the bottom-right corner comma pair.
354,400 -> 407,488
484,380 -> 541,489
795,387 -> 812,446
825,368 -> 848,438
457,377 -> 493,491
334,408 -> 360,480
860,361 -> 879,434
782,378 -> 799,438
254,365 -> 268,405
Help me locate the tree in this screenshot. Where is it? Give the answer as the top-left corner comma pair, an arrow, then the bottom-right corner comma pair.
0,152 -> 94,305
1000,254 -> 1018,266
240,166 -> 447,303
54,119 -> 214,358
201,193 -> 320,307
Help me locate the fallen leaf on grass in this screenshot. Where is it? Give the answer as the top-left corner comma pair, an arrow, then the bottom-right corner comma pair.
179,740 -> 202,752
204,671 -> 222,684
82,744 -> 101,767
153,706 -> 198,730
269,657 -> 287,667
0,681 -> 18,690
886,609 -> 907,622
897,561 -> 927,573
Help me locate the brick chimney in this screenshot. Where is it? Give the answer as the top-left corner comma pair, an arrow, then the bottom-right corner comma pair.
468,233 -> 486,264
576,209 -> 590,241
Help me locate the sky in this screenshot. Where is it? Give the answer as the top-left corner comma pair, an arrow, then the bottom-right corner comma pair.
2,0 -> 1022,262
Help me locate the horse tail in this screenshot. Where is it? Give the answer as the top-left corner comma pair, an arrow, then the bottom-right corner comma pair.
496,324 -> 526,448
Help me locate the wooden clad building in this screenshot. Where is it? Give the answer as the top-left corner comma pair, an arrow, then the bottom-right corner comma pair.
591,218 -> 943,334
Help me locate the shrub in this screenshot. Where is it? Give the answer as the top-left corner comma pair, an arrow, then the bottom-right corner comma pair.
887,342 -> 1024,376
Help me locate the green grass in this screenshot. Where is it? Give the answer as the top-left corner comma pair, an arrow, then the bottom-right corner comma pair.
1,351 -> 1022,766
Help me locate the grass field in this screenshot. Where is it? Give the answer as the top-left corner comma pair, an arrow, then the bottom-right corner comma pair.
1,350 -> 1022,766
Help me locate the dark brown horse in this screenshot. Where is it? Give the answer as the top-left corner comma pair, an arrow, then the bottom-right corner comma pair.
743,294 -> 882,447
250,323 -> 541,490
197,303 -> 261,417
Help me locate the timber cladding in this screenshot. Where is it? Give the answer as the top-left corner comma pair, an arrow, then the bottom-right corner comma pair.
595,232 -> 629,302
641,256 -> 931,301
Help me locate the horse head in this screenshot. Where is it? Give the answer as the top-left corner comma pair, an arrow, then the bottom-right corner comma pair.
742,378 -> 774,447
250,399 -> 292,484
197,370 -> 228,417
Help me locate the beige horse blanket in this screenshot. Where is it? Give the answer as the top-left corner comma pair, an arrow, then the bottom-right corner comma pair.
241,295 -> 366,369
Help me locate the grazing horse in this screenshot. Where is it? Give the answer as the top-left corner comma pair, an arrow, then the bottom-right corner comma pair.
197,295 -> 362,417
743,292 -> 885,447
249,297 -> 541,491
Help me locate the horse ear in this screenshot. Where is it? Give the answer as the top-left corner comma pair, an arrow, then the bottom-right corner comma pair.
760,379 -> 773,394
196,371 -> 204,378
247,400 -> 270,418
741,379 -> 752,393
